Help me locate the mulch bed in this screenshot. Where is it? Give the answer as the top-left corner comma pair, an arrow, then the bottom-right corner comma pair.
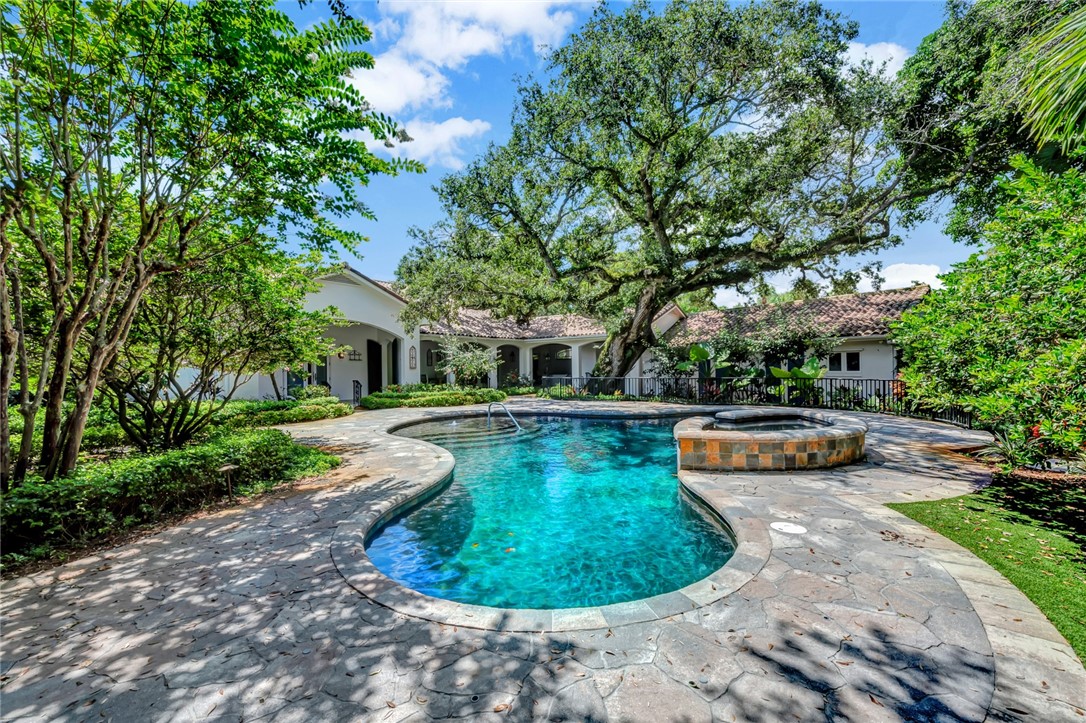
1002,467 -> 1086,487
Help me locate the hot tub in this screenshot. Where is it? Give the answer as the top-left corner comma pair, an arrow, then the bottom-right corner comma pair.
674,406 -> 867,472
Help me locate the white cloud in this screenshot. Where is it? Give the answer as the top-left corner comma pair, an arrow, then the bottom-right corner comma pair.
381,1 -> 576,67
377,117 -> 493,170
860,262 -> 943,291
844,41 -> 911,77
353,51 -> 450,115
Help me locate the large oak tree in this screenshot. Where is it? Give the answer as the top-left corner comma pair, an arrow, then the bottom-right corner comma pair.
397,0 -> 949,377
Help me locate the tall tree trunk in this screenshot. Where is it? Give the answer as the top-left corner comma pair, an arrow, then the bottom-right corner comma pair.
593,284 -> 663,378
269,372 -> 283,401
38,322 -> 78,471
0,259 -> 15,491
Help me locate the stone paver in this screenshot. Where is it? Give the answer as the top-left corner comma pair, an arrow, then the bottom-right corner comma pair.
2,402 -> 1083,722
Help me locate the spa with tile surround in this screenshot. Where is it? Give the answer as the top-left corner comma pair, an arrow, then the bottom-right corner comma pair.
675,406 -> 867,472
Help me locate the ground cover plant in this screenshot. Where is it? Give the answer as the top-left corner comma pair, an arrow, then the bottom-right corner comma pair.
359,384 -> 506,410
889,474 -> 1086,662
1,429 -> 339,571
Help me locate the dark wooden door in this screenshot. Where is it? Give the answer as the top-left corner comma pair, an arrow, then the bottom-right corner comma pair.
367,340 -> 382,394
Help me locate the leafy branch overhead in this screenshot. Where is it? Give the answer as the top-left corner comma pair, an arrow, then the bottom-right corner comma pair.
397,0 -> 965,378
0,0 -> 418,485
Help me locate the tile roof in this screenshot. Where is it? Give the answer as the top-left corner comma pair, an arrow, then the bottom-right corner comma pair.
421,308 -> 606,340
667,285 -> 929,344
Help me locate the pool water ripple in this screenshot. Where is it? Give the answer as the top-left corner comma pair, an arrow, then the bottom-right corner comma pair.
366,416 -> 736,609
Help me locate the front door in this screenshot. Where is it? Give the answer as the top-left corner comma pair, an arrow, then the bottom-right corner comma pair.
366,340 -> 382,394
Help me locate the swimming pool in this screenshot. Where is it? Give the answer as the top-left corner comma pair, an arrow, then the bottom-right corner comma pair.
366,415 -> 736,609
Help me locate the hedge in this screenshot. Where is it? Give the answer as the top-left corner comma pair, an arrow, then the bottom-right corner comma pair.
211,397 -> 352,427
0,428 -> 339,566
359,388 -> 507,409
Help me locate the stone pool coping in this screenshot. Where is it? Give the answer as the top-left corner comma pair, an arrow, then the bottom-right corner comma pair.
329,407 -> 773,633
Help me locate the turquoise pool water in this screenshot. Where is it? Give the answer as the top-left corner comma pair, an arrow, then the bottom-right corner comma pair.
366,416 -> 735,609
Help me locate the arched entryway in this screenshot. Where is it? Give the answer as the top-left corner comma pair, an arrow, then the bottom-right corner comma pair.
532,343 -> 572,386
496,345 -> 521,387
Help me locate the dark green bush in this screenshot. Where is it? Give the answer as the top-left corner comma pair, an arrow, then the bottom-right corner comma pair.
290,384 -> 332,400
211,397 -> 351,427
500,386 -> 539,396
359,388 -> 507,409
0,429 -> 339,566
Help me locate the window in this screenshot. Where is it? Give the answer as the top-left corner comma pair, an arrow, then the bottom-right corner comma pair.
828,351 -> 861,372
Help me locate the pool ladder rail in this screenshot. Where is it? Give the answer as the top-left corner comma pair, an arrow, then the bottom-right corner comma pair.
486,402 -> 522,432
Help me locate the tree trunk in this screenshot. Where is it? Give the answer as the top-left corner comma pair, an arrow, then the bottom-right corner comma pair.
269,372 -> 283,401
38,322 -> 78,472
0,262 -> 15,491
593,284 -> 663,378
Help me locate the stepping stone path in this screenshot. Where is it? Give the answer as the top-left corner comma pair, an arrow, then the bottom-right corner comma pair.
2,402 -> 1083,722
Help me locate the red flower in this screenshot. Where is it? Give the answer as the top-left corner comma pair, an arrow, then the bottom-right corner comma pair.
1029,425 -> 1041,438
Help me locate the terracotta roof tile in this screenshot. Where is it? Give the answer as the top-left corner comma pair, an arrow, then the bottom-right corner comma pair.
421,308 -> 606,340
668,285 -> 929,344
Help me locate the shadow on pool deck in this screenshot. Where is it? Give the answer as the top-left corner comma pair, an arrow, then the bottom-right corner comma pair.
1,404 -> 1082,722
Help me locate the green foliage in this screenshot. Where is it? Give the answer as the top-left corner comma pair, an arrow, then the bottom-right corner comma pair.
359,388 -> 506,410
1,0 -> 418,482
211,399 -> 353,428
500,386 -> 540,397
889,483 -> 1086,662
894,157 -> 1086,459
291,384 -> 334,401
398,0 -> 911,377
1021,6 -> 1086,153
890,0 -> 1084,243
101,249 -> 344,451
435,337 -> 497,385
654,307 -> 838,379
0,429 -> 339,567
978,429 -> 1047,471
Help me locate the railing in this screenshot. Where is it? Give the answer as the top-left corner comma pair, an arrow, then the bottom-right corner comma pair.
540,376 -> 975,429
487,402 -> 522,431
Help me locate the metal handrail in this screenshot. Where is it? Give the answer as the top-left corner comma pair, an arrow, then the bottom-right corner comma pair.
487,402 -> 522,431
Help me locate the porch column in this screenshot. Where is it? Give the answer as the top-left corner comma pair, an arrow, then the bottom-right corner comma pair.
571,342 -> 582,380
487,342 -> 500,389
519,343 -> 534,382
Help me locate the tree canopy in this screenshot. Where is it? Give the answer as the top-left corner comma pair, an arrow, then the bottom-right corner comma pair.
0,0 -> 417,484
889,0 -> 1085,244
893,156 -> 1086,459
397,0 -> 946,377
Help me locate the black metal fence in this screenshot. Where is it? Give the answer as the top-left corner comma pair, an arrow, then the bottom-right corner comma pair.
540,376 -> 975,429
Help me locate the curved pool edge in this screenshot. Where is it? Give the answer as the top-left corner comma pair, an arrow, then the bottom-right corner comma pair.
329,407 -> 772,633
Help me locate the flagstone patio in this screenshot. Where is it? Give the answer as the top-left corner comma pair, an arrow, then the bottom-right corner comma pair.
2,401 -> 1083,722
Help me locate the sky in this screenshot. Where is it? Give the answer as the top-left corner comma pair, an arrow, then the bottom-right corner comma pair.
283,0 -> 970,307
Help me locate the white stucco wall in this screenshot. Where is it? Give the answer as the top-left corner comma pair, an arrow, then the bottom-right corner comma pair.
235,272 -> 421,401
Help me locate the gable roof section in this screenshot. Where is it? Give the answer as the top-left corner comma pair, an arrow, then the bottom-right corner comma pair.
318,268 -> 408,305
668,285 -> 929,344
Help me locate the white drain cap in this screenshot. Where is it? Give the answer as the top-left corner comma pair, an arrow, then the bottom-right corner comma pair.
770,521 -> 808,534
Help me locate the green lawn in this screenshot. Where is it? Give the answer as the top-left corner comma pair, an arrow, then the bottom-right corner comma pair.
889,479 -> 1086,663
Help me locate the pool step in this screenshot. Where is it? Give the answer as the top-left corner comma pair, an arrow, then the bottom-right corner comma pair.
406,421 -> 542,450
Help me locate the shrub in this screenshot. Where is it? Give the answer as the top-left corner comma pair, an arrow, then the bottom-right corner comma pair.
0,429 -> 339,566
291,384 -> 332,400
501,385 -> 539,396
358,388 -> 507,409
210,397 -> 351,428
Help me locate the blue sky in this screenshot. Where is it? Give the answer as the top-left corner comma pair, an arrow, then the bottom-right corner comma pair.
286,1 -> 967,304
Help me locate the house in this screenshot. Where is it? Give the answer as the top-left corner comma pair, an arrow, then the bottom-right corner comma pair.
231,267 -> 928,401
664,285 -> 929,381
